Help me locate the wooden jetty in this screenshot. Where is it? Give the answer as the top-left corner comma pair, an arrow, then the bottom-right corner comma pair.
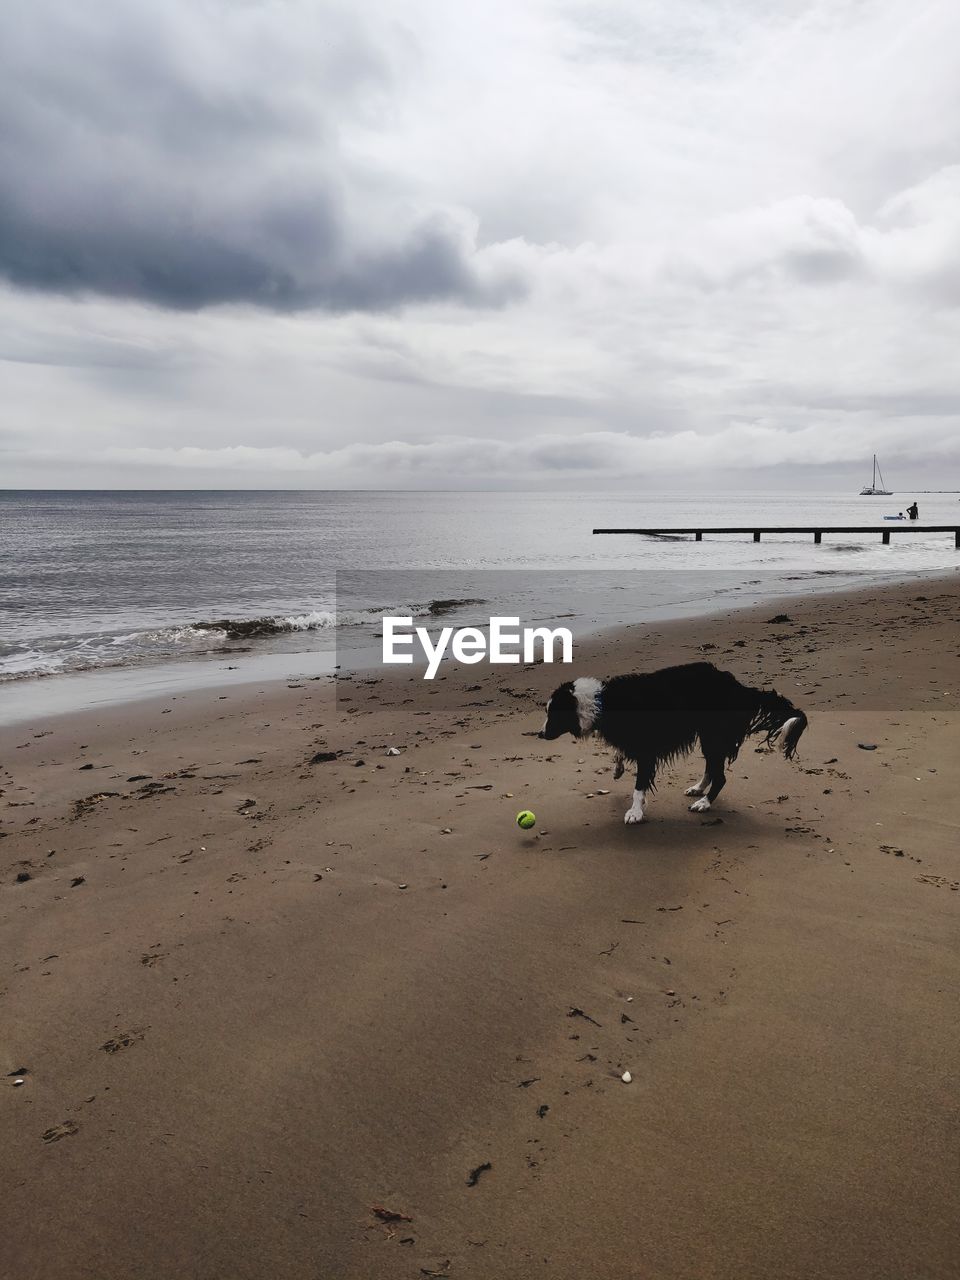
593,525 -> 960,547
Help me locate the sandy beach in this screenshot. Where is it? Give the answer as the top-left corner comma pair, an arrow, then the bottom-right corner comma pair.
2,575 -> 959,1280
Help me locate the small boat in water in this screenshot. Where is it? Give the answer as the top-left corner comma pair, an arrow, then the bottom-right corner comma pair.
860,454 -> 892,495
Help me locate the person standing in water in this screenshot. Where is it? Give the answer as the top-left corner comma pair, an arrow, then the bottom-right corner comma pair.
907,501 -> 919,520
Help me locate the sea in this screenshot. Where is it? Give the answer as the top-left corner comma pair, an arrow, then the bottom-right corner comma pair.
1,489 -> 957,724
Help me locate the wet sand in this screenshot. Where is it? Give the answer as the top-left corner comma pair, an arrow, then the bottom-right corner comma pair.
2,576 -> 959,1280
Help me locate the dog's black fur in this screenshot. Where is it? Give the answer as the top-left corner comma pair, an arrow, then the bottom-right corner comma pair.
539,661 -> 807,821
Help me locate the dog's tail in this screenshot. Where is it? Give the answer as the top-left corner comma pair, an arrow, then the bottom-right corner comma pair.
774,711 -> 808,759
750,692 -> 808,759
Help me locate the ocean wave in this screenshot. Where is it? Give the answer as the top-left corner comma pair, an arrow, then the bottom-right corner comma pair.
0,612 -> 339,682
424,597 -> 486,616
0,648 -> 71,679
191,610 -> 338,640
0,599 -> 488,683
188,604 -> 431,639
188,599 -> 486,639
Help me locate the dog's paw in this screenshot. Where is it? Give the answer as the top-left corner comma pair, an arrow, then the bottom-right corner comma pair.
688,797 -> 711,813
684,785 -> 704,796
624,808 -> 646,824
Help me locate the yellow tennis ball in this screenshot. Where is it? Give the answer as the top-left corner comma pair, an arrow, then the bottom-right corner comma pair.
516,810 -> 536,830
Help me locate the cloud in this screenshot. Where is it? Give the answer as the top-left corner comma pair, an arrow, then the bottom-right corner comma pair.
661,197 -> 866,290
868,166 -> 960,304
21,413 -> 948,486
2,1 -> 960,488
0,0 -> 527,311
655,174 -> 960,302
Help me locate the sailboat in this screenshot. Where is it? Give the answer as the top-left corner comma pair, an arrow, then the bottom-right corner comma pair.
859,454 -> 892,496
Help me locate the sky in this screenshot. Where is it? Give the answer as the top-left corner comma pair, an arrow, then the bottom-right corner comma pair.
2,0 -> 960,490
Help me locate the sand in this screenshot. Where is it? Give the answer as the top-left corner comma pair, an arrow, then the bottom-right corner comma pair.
2,576 -> 959,1280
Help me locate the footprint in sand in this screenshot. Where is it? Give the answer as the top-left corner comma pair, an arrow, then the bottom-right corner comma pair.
916,874 -> 960,891
42,1119 -> 80,1143
100,1028 -> 147,1053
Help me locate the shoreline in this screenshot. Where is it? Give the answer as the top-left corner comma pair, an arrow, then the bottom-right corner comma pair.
3,573 -> 959,1279
4,566 -> 956,729
0,647 -> 336,729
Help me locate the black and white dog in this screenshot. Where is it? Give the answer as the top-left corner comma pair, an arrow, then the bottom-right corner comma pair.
539,661 -> 807,824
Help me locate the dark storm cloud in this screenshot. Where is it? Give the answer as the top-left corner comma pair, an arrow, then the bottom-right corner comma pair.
0,195 -> 517,313
0,1 -> 524,312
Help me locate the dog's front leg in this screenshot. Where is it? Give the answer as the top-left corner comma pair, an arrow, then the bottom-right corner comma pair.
624,788 -> 646,824
613,752 -> 625,781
